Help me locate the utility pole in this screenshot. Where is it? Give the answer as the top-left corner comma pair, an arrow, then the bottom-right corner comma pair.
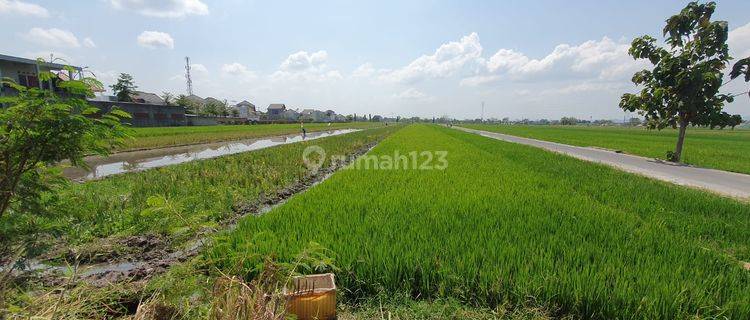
185,56 -> 193,96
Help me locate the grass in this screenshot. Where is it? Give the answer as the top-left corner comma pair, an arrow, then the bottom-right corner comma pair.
209,124 -> 750,319
0,125 -> 400,248
461,124 -> 750,174
121,122 -> 380,151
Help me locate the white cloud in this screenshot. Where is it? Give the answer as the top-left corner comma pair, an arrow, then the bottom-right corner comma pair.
459,75 -> 501,87
191,63 -> 207,73
23,28 -> 80,47
110,0 -> 208,18
0,0 -> 48,17
479,37 -> 642,82
541,81 -> 629,95
272,50 -> 342,82
271,70 -> 342,83
221,62 -> 257,81
455,36 -> 653,89
137,31 -> 174,49
352,62 -> 375,78
393,88 -> 432,101
280,50 -> 328,72
83,37 -> 96,48
380,32 -> 483,83
729,22 -> 750,59
169,63 -> 207,81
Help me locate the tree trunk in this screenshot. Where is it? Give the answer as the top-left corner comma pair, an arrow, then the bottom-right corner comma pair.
672,118 -> 688,162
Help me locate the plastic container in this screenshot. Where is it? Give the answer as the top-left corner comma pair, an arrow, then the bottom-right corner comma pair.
284,273 -> 336,320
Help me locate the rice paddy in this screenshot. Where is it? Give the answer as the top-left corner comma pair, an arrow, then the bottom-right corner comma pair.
209,124 -> 750,319
121,122 -> 379,151
462,124 -> 750,174
1,125 -> 399,247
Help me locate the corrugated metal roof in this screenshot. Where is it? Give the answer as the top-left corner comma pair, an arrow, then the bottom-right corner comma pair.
0,53 -> 82,70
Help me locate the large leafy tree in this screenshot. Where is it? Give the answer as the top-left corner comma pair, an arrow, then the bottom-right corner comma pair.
0,62 -> 131,218
175,94 -> 201,114
620,1 -> 749,162
110,73 -> 137,102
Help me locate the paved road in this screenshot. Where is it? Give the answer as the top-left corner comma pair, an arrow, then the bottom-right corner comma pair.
456,126 -> 750,201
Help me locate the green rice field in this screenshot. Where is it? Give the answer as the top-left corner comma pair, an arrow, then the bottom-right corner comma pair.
121,122 -> 379,151
210,124 -> 750,319
1,126 -> 399,247
462,124 -> 750,174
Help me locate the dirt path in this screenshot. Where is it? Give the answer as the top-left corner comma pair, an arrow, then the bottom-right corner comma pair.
456,126 -> 750,201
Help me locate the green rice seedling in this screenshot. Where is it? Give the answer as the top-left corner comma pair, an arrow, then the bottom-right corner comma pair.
123,122 -> 381,151
463,124 -> 750,174
0,125 -> 401,250
210,124 -> 750,319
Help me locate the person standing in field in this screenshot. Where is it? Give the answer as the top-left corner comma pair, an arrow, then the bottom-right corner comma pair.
301,121 -> 307,138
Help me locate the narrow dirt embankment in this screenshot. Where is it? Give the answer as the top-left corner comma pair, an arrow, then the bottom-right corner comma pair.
8,138 -> 383,288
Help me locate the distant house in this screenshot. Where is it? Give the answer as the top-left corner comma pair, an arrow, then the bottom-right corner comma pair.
281,109 -> 300,121
204,97 -> 224,106
267,103 -> 287,119
184,94 -> 206,107
129,91 -> 166,105
301,108 -> 326,122
234,100 -> 258,121
0,54 -> 83,96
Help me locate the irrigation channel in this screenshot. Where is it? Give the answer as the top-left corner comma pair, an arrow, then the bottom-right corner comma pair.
7,131 -> 382,287
63,129 -> 359,181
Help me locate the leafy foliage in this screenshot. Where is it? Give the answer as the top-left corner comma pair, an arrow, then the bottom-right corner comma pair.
175,94 -> 201,115
109,73 -> 137,102
0,63 -> 131,219
619,1 -> 748,161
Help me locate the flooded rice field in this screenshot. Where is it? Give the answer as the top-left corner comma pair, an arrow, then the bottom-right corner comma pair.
63,129 -> 359,181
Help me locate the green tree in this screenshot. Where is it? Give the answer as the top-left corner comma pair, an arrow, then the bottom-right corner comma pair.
620,1 -> 749,162
560,117 -> 578,125
110,73 -> 137,102
0,62 -> 131,218
175,94 -> 200,114
203,101 -> 221,116
161,91 -> 174,106
628,117 -> 643,126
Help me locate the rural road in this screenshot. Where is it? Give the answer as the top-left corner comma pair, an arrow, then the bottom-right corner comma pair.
456,126 -> 750,201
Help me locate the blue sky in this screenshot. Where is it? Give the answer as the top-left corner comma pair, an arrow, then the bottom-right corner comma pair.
1,0 -> 750,120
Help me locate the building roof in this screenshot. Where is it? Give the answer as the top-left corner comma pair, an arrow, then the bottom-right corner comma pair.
185,94 -> 205,105
236,100 -> 255,107
204,97 -> 223,106
0,54 -> 82,71
268,103 -> 286,110
129,91 -> 165,105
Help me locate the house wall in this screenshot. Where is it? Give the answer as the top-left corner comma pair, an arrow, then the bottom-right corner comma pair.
186,115 -> 248,126
88,100 -> 187,127
0,60 -> 54,93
